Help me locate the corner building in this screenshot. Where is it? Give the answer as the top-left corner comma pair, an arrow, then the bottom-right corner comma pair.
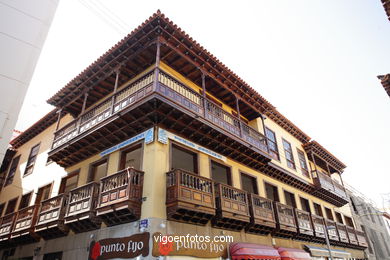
0,12 -> 368,260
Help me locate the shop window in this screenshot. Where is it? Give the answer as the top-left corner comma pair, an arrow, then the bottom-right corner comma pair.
241,173 -> 258,194
171,145 -> 198,174
313,203 -> 323,217
265,127 -> 279,160
325,207 -> 334,220
284,191 -> 296,208
5,197 -> 18,215
18,192 -> 32,210
4,155 -> 20,186
120,144 -> 142,170
89,160 -> 108,182
59,171 -> 79,194
265,182 -> 279,202
282,139 -> 295,169
300,197 -> 311,213
211,161 -> 231,185
335,212 -> 344,224
24,143 -> 40,176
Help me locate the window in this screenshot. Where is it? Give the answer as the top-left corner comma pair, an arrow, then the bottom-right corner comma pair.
284,191 -> 296,208
18,192 -> 32,210
5,198 -> 18,215
265,128 -> 279,160
313,203 -> 323,217
282,139 -> 295,169
35,184 -> 52,204
241,173 -> 258,194
297,149 -> 309,177
300,197 -> 311,213
264,182 -> 279,202
344,216 -> 354,228
59,172 -> 79,194
24,143 -> 40,176
89,160 -> 108,182
0,203 -> 5,217
325,207 -> 334,220
211,161 -> 231,185
171,145 -> 198,173
335,212 -> 344,224
4,155 -> 20,186
120,144 -> 142,170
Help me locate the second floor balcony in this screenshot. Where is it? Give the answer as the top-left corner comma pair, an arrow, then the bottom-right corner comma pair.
48,68 -> 271,170
312,170 -> 348,207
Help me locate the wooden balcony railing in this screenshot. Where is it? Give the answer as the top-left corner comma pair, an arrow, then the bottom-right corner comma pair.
246,194 -> 275,234
346,226 -> 358,245
166,169 -> 215,225
324,219 -> 339,241
0,213 -> 16,241
295,209 -> 314,237
274,202 -> 297,235
51,68 -> 269,158
36,194 -> 67,226
213,183 -> 250,231
336,223 -> 349,243
11,205 -> 39,242
64,182 -> 101,233
96,168 -> 144,226
35,194 -> 68,239
66,182 -> 99,218
311,214 -> 326,240
312,171 -> 347,203
52,71 -> 154,149
356,230 -> 368,248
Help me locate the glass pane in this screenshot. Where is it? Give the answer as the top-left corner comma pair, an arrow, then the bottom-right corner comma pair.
211,161 -> 230,185
92,161 -> 107,182
172,146 -> 197,173
122,147 -> 142,169
241,174 -> 257,194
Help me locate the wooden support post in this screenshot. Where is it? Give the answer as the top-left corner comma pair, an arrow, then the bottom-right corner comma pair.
154,40 -> 161,91
55,109 -> 62,131
311,152 -> 319,178
201,72 -> 207,117
111,69 -> 120,114
235,95 -> 243,138
259,114 -> 269,152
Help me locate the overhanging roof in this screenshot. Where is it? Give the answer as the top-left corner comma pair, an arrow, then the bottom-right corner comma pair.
378,74 -> 390,98
381,0 -> 390,21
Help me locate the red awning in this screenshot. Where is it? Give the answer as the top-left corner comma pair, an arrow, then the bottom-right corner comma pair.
276,247 -> 311,260
230,243 -> 281,260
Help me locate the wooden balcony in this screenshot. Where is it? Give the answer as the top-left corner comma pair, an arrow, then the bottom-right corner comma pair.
245,194 -> 276,234
166,169 -> 215,225
10,205 -> 40,244
312,171 -> 348,207
35,194 -> 69,240
0,213 -> 16,245
311,214 -> 326,242
64,182 -> 101,233
346,226 -> 358,246
294,209 -> 314,240
324,219 -> 339,242
336,223 -> 349,244
355,230 -> 368,248
273,202 -> 297,237
212,183 -> 250,231
49,69 -> 271,171
96,168 -> 144,226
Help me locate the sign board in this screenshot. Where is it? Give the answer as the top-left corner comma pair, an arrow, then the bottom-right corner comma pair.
100,128 -> 154,156
88,233 -> 150,260
157,128 -> 226,162
152,232 -> 228,258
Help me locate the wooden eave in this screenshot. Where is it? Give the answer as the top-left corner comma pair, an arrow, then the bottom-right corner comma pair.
9,109 -> 60,149
381,0 -> 390,21
46,10 -> 311,143
303,141 -> 347,172
378,74 -> 390,98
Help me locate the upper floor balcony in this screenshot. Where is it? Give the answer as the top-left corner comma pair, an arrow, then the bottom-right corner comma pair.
48,68 -> 271,169
311,170 -> 348,207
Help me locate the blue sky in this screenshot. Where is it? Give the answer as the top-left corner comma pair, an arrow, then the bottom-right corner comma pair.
16,0 -> 390,207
